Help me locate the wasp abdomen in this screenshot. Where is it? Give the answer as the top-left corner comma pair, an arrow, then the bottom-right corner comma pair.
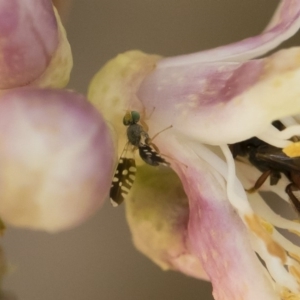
139,144 -> 169,167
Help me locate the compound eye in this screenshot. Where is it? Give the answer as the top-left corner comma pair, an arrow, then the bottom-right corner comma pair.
131,111 -> 140,123
123,111 -> 132,126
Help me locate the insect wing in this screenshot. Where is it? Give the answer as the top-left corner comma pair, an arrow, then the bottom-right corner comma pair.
139,144 -> 169,167
255,145 -> 300,172
110,145 -> 137,207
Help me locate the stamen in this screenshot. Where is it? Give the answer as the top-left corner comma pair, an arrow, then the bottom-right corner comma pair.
220,145 -> 253,214
256,132 -> 290,148
257,123 -> 300,149
272,230 -> 300,258
250,235 -> 298,293
274,125 -> 300,140
280,116 -> 299,127
249,194 -> 300,231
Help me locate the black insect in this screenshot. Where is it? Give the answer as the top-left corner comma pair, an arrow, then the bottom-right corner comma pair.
110,111 -> 169,207
229,121 -> 300,214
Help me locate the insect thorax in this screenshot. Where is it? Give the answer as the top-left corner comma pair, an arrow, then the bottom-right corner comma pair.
127,124 -> 149,147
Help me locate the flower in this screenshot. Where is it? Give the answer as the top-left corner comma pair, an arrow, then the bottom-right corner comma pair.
0,0 -> 115,232
88,0 -> 300,299
0,0 -> 72,91
0,88 -> 115,232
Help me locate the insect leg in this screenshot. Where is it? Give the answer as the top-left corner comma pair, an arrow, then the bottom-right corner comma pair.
246,169 -> 272,193
150,125 -> 173,142
285,183 -> 300,214
147,141 -> 160,153
144,125 -> 173,152
269,172 -> 281,185
139,107 -> 155,132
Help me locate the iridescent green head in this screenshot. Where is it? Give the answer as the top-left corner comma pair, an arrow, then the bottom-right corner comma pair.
123,111 -> 140,126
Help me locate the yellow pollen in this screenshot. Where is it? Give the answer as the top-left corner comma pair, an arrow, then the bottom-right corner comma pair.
283,142 -> 300,158
281,287 -> 300,299
259,218 -> 274,234
245,214 -> 286,263
289,252 -> 300,264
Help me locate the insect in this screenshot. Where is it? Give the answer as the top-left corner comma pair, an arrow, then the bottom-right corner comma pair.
229,121 -> 300,213
110,110 -> 169,207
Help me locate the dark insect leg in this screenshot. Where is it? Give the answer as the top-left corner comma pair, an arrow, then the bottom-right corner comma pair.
246,170 -> 272,193
285,183 -> 300,214
270,171 -> 281,186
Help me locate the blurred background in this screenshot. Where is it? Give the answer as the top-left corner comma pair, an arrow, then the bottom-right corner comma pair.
2,0 -> 300,299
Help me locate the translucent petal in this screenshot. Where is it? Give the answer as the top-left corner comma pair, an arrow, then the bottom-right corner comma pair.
126,165 -> 209,280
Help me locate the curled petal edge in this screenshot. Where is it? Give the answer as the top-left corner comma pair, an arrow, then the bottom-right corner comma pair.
30,6 -> 73,89
158,0 -> 300,67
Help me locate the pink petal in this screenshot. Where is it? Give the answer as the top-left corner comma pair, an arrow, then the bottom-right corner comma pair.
126,165 -> 209,280
0,0 -> 59,89
31,6 -> 73,89
138,48 -> 300,145
88,51 -> 161,156
174,157 -> 278,300
159,0 -> 300,67
0,88 -> 115,232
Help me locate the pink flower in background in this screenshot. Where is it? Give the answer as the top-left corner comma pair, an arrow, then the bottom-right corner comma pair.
89,1 -> 300,299
1,0 -> 300,299
0,0 -> 115,232
0,0 -> 72,90
0,88 -> 115,232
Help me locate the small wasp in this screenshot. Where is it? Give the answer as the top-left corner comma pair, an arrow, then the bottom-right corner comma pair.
229,121 -> 300,213
110,111 -> 169,207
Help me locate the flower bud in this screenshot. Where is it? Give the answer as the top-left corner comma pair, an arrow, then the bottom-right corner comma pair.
0,0 -> 72,89
0,88 -> 115,232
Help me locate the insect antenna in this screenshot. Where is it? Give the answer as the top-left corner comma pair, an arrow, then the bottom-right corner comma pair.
150,125 -> 173,142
